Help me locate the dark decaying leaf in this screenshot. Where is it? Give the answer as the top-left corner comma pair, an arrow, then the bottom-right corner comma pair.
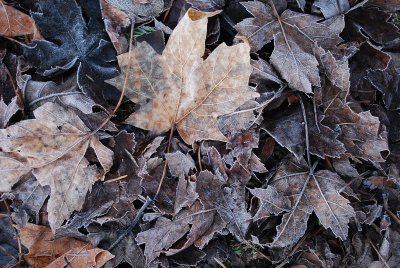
367,0 -> 400,10
235,0 -> 347,93
22,0 -> 119,98
345,6 -> 400,45
166,151 -> 198,214
136,168 -> 253,263
136,216 -> 191,263
87,225 -> 146,268
55,200 -> 113,240
0,216 -> 19,268
263,98 -> 346,160
7,176 -> 50,226
314,0 -> 350,19
106,0 -> 164,22
250,186 -> 291,221
202,171 -> 252,241
316,81 -> 389,162
0,51 -> 19,103
267,158 -> 355,247
363,52 -> 400,110
347,42 -> 391,103
134,174 -> 219,262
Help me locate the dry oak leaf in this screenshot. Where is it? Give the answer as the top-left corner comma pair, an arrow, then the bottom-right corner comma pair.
0,0 -> 40,37
17,223 -> 113,267
107,9 -> 258,144
234,1 -> 346,93
266,158 -> 355,247
0,102 -> 113,231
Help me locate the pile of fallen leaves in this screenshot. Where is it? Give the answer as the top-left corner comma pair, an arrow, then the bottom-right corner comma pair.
1,0 -> 400,267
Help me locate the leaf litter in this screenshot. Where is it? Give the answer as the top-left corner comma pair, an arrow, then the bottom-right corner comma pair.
0,0 -> 400,267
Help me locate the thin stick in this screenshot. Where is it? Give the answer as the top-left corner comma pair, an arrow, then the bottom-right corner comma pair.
4,66 -> 16,93
155,126 -> 175,199
198,142 -> 203,171
105,175 -> 128,184
214,258 -> 227,268
29,92 -> 82,106
2,36 -> 31,47
312,96 -> 321,133
298,95 -> 312,172
367,234 -> 390,268
244,240 -> 271,262
383,195 -> 400,225
108,197 -> 153,251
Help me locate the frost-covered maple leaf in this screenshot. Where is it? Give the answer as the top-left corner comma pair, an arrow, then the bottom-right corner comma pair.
0,102 -> 113,231
107,9 -> 258,144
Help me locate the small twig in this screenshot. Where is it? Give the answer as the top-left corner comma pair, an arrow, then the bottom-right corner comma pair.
298,94 -> 312,173
108,197 -> 153,251
29,92 -> 82,106
198,142 -> 203,171
214,257 -> 227,268
62,243 -> 90,266
244,240 -> 271,262
4,65 -> 16,93
312,96 -> 321,133
124,149 -> 139,168
162,0 -> 174,22
2,36 -> 31,47
107,126 -> 174,250
105,175 -> 128,184
154,127 -> 175,200
367,233 -> 390,268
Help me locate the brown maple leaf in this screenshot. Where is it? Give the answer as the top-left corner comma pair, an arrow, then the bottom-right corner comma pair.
0,102 -> 113,230
234,0 -> 349,93
259,158 -> 355,247
0,0 -> 41,38
17,224 -> 114,267
107,9 -> 258,144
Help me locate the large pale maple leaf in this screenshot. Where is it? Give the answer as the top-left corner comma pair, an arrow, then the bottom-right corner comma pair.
107,9 -> 258,144
0,102 -> 113,231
